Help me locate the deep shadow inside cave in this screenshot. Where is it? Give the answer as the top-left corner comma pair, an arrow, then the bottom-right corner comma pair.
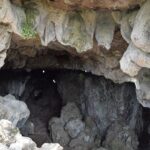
0,69 -> 63,146
138,108 -> 150,150
0,69 -> 149,150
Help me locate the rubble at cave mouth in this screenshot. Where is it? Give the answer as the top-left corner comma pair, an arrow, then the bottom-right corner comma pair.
0,69 -> 149,150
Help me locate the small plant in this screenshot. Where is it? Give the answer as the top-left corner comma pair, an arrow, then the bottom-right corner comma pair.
21,20 -> 37,39
21,0 -> 38,39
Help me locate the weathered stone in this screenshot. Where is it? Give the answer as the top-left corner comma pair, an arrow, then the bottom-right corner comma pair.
35,4 -> 56,46
39,143 -> 63,150
104,122 -> 139,150
9,136 -> 37,150
49,117 -> 70,146
92,148 -> 107,150
0,0 -> 25,36
0,144 -> 8,150
35,0 -> 145,10
65,118 -> 85,138
55,72 -> 142,149
0,25 -> 12,52
49,102 -> 100,150
95,11 -> 115,50
0,94 -> 30,128
0,119 -> 19,146
20,121 -> 35,136
120,11 -> 137,43
120,43 -> 150,77
60,12 -> 93,53
0,119 -> 63,150
131,0 -> 150,53
61,102 -> 82,123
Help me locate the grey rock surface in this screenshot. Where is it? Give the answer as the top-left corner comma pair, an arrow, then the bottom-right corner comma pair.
0,119 -> 63,150
0,94 -> 30,128
65,118 -> 85,138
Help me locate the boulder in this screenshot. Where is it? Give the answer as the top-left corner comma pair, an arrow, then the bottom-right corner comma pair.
0,94 -> 30,128
0,119 -> 63,150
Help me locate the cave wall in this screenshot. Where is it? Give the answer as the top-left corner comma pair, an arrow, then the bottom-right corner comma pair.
0,0 -> 150,107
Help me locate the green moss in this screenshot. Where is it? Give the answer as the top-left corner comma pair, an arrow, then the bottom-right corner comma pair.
21,21 -> 37,39
21,1 -> 38,39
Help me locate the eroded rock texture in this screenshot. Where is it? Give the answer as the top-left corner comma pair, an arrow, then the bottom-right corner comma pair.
0,119 -> 63,150
0,0 -> 149,107
0,69 -> 149,149
49,71 -> 142,150
0,94 -> 30,128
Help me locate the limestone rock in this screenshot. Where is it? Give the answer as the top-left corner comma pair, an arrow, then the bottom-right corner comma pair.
0,0 -> 25,36
60,11 -> 93,53
104,122 -> 139,150
0,50 -> 7,69
120,42 -> 150,76
35,3 -> 56,46
54,72 -> 142,149
38,0 -> 145,10
9,136 -> 37,150
131,0 -> 150,53
120,11 -> 137,43
0,94 -> 30,128
61,102 -> 82,123
49,117 -> 70,146
95,12 -> 115,50
0,24 -> 12,68
0,144 -> 8,150
65,118 -> 85,138
92,148 -> 107,150
49,102 -> 100,149
0,119 -> 63,150
135,69 -> 150,107
0,119 -> 19,145
40,143 -> 63,150
0,25 -> 12,52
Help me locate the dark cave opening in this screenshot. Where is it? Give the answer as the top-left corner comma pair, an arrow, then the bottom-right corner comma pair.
138,108 -> 150,150
0,69 -> 149,150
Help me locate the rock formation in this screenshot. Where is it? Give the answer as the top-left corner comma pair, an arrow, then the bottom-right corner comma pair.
0,94 -> 30,128
0,119 -> 63,150
0,0 -> 150,149
0,0 -> 149,107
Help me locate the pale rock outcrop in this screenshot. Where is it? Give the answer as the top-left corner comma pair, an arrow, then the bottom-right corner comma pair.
135,69 -> 150,107
60,11 -> 93,53
35,3 -> 95,52
95,12 -> 115,50
0,94 -> 30,128
118,0 -> 150,107
131,0 -> 150,53
0,25 -> 12,52
120,42 -> 150,77
0,25 -> 12,68
120,11 -> 137,43
0,119 -> 63,150
35,3 -> 56,46
120,43 -> 143,77
0,0 -> 25,36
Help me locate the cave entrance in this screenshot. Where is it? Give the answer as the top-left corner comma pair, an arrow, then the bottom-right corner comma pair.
0,69 -> 149,150
0,69 -> 63,146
